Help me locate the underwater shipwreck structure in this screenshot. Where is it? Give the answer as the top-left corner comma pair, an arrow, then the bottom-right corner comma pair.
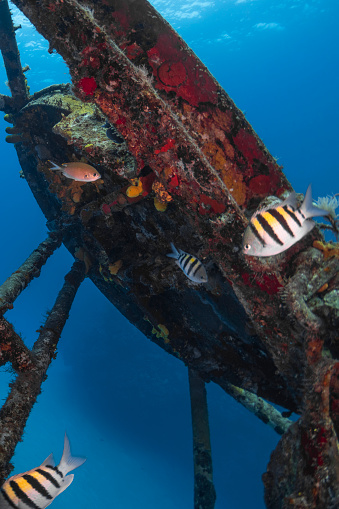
0,0 -> 338,507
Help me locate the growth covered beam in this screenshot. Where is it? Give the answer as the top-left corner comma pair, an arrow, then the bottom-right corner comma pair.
0,259 -> 85,482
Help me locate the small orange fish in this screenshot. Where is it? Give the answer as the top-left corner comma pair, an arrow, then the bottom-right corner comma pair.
48,160 -> 101,182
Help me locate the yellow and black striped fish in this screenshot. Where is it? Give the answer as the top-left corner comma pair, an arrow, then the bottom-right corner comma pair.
0,434 -> 86,509
167,243 -> 208,283
242,184 -> 328,257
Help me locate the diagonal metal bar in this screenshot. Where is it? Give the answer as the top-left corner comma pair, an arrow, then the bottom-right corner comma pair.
219,381 -> 293,436
0,232 -> 62,315
0,259 -> 85,483
0,317 -> 34,372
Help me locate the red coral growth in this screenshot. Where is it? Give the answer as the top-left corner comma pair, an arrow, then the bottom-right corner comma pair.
301,427 -> 327,472
168,174 -> 179,189
257,274 -> 283,294
154,138 -> 175,155
77,76 -> 97,96
102,202 -> 116,215
198,194 -> 226,215
116,117 -> 126,126
140,172 -> 156,195
158,61 -> 186,87
249,175 -> 272,196
125,42 -> 144,60
112,10 -> 129,32
242,272 -> 282,295
233,129 -> 262,164
147,34 -> 218,106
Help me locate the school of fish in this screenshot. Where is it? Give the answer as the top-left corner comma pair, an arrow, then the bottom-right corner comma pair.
0,435 -> 85,509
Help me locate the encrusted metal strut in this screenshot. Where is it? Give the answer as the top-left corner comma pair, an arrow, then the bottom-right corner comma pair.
0,258 -> 85,482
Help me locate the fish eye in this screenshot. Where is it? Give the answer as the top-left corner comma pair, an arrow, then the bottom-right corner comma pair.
84,174 -> 88,178
244,244 -> 251,250
93,172 -> 97,176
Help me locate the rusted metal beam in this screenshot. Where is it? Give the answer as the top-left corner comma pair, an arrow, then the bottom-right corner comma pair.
0,317 -> 34,372
0,233 -> 62,315
188,368 -> 216,509
0,259 -> 85,483
219,381 -> 292,436
0,0 -> 30,110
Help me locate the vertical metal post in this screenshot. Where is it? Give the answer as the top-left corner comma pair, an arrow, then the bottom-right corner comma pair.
0,0 -> 30,108
188,368 -> 216,509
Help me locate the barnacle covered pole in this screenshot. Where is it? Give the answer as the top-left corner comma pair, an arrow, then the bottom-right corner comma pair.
219,382 -> 293,436
0,93 -> 13,113
0,232 -> 62,315
0,0 -> 30,111
0,259 -> 85,483
188,368 -> 216,509
0,317 -> 34,372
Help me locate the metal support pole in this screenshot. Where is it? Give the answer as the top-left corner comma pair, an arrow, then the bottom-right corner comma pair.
0,0 -> 30,110
219,381 -> 293,435
0,259 -> 85,483
188,368 -> 216,509
0,317 -> 34,371
0,232 -> 62,315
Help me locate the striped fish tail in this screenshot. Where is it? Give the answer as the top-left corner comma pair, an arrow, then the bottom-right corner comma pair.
301,184 -> 329,219
58,434 -> 86,476
166,243 -> 179,260
48,160 -> 61,171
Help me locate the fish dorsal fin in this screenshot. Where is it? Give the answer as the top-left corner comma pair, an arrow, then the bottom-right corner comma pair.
41,453 -> 55,468
251,195 -> 285,218
280,191 -> 298,210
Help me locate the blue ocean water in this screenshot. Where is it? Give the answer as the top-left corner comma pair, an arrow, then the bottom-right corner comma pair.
0,1 -> 338,508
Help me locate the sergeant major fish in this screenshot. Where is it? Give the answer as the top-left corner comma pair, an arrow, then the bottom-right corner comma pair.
167,243 -> 208,283
242,184 -> 328,257
0,434 -> 86,509
48,161 -> 101,182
